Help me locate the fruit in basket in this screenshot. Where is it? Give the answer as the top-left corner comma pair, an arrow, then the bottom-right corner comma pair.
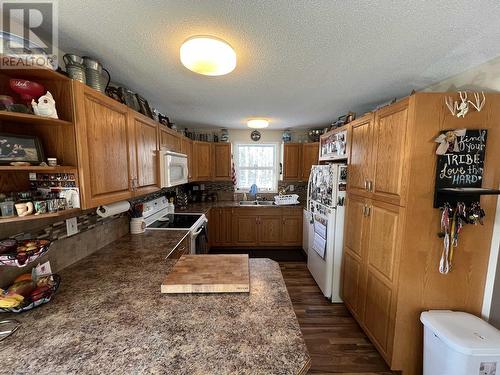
16,246 -> 27,253
36,276 -> 54,288
30,285 -> 51,302
0,292 -> 24,308
14,273 -> 32,283
8,280 -> 35,297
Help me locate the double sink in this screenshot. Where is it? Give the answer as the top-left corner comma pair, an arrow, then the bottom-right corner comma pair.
239,200 -> 275,206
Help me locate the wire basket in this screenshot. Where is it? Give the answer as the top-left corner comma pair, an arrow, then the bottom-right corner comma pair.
0,274 -> 60,313
274,194 -> 300,205
0,239 -> 52,267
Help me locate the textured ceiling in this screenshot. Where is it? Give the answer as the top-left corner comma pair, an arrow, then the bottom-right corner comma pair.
57,0 -> 500,129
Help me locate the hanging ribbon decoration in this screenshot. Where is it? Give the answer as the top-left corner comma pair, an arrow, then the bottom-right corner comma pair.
434,129 -> 466,155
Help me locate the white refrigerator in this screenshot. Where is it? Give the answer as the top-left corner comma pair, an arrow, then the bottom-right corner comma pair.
306,163 -> 347,302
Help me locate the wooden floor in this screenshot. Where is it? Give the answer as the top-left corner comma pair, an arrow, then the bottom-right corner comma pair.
279,261 -> 398,375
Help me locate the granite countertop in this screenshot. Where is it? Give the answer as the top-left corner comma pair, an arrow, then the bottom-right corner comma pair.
1,230 -> 310,375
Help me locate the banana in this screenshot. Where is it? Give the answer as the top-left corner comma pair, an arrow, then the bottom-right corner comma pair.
0,293 -> 24,308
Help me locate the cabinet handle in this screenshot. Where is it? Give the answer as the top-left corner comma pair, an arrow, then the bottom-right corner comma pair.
364,180 -> 368,191
366,206 -> 371,217
368,180 -> 373,192
363,205 -> 367,216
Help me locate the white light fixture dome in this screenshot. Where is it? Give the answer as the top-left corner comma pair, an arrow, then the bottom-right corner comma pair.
180,36 -> 236,76
247,119 -> 269,129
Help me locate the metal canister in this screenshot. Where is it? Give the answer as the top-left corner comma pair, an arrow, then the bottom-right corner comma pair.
83,57 -> 110,93
63,54 -> 86,83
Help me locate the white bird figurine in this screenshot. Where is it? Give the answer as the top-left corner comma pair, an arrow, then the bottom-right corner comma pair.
32,91 -> 58,119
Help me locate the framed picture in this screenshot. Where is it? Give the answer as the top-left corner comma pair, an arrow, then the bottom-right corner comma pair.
0,133 -> 45,165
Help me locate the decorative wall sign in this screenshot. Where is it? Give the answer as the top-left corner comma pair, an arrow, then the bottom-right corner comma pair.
444,91 -> 486,118
434,129 -> 487,207
250,130 -> 261,142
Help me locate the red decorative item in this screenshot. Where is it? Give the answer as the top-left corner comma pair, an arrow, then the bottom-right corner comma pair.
9,79 -> 45,105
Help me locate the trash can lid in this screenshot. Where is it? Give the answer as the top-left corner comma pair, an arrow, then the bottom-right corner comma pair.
420,310 -> 500,356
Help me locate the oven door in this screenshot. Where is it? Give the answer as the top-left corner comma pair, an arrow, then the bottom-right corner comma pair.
190,218 -> 209,254
159,151 -> 188,187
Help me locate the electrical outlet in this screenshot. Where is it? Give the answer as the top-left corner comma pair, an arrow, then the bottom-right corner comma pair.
289,184 -> 295,192
66,217 -> 79,236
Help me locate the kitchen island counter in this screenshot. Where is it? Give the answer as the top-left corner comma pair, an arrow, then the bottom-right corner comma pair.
1,230 -> 310,375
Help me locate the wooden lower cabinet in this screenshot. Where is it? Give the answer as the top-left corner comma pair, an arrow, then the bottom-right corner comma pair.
209,208 -> 233,247
341,194 -> 404,366
258,215 -> 283,245
210,207 -> 302,248
234,214 -> 259,246
281,212 -> 302,246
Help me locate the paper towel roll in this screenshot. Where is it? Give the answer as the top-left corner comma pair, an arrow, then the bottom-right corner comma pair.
96,201 -> 130,218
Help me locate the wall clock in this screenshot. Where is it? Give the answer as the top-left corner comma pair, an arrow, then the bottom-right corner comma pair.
251,130 -> 261,142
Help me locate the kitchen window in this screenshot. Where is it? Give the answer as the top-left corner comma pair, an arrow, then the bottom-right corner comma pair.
234,143 -> 278,192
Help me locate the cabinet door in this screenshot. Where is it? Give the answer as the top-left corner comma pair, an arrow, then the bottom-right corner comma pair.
372,100 -> 409,206
74,83 -> 133,208
281,215 -> 302,246
258,216 -> 282,245
160,128 -> 181,152
348,114 -> 374,197
213,208 -> 233,246
363,200 -> 404,361
208,208 -> 219,247
301,142 -> 319,180
213,143 -> 232,181
180,138 -> 193,181
193,141 -> 212,181
130,113 -> 159,195
283,143 -> 302,181
233,214 -> 259,246
341,194 -> 369,319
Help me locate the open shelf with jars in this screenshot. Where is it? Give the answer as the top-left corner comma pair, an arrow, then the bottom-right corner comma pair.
0,68 -> 81,223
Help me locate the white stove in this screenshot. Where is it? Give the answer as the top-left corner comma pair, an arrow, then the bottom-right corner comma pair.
143,197 -> 208,254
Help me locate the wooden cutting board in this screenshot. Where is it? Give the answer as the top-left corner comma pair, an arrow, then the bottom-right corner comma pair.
161,254 -> 250,294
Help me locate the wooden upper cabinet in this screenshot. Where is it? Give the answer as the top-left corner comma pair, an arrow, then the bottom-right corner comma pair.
348,114 -> 375,197
301,142 -> 319,181
129,113 -> 159,195
372,100 -> 409,206
159,127 -> 181,152
283,143 -> 302,181
73,82 -> 133,208
192,141 -> 212,181
180,137 -> 193,181
212,143 -> 232,181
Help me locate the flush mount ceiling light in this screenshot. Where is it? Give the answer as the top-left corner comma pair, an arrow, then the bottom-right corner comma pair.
247,119 -> 269,129
180,36 -> 236,76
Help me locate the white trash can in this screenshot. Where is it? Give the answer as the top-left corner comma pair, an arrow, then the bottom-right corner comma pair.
420,310 -> 500,375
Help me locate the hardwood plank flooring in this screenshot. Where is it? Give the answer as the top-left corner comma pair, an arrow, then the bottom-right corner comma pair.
279,261 -> 399,375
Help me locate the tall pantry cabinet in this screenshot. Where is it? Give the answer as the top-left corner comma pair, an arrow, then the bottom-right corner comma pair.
341,93 -> 500,375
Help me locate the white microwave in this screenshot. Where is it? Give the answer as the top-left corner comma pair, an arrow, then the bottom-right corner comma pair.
158,150 -> 188,187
